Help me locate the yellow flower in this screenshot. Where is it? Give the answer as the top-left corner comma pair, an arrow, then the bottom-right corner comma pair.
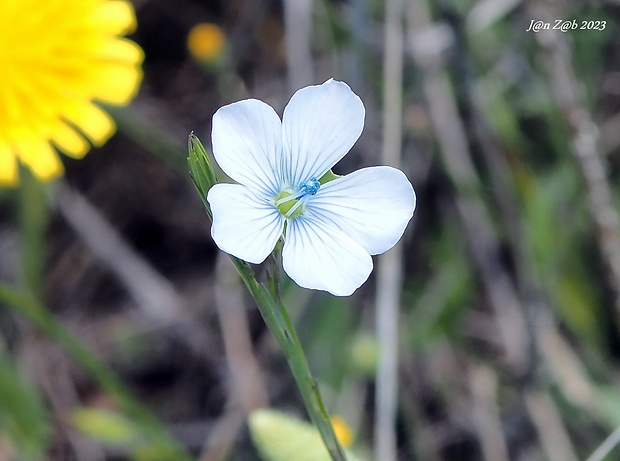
0,0 -> 144,186
187,23 -> 226,63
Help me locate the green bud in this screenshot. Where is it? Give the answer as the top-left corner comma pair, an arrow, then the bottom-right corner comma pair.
187,133 -> 218,217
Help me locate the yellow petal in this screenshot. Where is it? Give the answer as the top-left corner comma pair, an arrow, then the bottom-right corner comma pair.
0,72 -> 27,126
63,103 -> 116,146
51,122 -> 90,159
96,38 -> 144,64
89,62 -> 143,105
91,0 -> 137,35
15,136 -> 64,181
0,143 -> 19,187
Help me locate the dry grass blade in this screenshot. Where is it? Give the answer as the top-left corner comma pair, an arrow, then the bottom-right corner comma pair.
374,0 -> 406,459
524,389 -> 579,461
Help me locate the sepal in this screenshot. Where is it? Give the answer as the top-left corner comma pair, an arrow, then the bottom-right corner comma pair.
188,132 -> 218,217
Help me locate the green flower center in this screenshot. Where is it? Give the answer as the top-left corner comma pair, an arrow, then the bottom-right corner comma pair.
274,178 -> 320,218
274,172 -> 340,219
275,189 -> 307,218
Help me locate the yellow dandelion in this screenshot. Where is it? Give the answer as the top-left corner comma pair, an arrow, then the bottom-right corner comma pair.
0,0 -> 144,186
187,23 -> 226,63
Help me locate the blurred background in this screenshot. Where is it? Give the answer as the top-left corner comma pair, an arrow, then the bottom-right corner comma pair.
3,0 -> 620,460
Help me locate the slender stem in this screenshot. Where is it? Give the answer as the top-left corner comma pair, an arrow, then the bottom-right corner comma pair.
267,241 -> 341,452
268,240 -> 283,303
228,256 -> 348,461
19,168 -> 48,295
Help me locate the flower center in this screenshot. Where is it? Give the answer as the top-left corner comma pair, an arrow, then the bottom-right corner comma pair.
274,177 -> 320,218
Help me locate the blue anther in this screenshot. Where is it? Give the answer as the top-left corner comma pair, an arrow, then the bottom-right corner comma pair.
299,177 -> 320,196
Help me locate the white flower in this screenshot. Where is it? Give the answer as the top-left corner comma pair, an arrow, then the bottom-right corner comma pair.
207,79 -> 416,296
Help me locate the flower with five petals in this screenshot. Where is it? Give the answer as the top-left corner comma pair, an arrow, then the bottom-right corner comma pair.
207,79 -> 416,296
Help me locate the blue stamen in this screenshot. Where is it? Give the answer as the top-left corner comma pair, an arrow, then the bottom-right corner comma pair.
299,177 -> 320,196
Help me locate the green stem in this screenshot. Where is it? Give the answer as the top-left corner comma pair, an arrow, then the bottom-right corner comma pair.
229,256 -> 349,461
0,283 -> 193,461
19,168 -> 49,296
267,240 -> 283,302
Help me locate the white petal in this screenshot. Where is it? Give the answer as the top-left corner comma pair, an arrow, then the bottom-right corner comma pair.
282,79 -> 365,186
283,216 -> 372,296
307,166 -> 416,255
208,184 -> 284,263
211,99 -> 283,195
